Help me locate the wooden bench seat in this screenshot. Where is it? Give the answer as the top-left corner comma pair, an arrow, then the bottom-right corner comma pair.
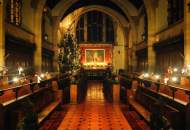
129,98 -> 151,122
38,99 -> 61,124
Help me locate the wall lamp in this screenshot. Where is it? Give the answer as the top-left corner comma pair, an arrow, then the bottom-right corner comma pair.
188,2 -> 190,12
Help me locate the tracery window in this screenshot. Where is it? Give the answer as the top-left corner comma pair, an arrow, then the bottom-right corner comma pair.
76,11 -> 115,43
76,15 -> 84,42
7,0 -> 22,26
105,15 -> 114,43
87,11 -> 103,42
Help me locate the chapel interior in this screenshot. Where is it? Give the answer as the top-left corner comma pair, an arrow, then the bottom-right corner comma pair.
0,0 -> 190,130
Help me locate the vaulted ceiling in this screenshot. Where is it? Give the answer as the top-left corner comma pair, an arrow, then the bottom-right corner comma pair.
60,0 -> 129,21
46,0 -> 144,19
128,0 -> 143,9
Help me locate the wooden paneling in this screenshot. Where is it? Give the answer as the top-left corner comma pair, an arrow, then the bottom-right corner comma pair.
5,23 -> 35,44
155,20 -> 183,43
136,48 -> 148,72
154,35 -> 184,73
42,49 -> 53,72
5,35 -> 35,75
113,84 -> 120,103
70,84 -> 77,104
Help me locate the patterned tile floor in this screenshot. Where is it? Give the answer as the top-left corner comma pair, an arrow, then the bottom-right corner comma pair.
58,81 -> 132,130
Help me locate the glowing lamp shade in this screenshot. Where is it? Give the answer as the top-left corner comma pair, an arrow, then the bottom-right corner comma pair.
13,77 -> 19,83
181,69 -> 186,74
40,74 -> 45,78
18,67 -> 23,72
173,68 -> 178,72
144,73 -> 149,78
171,76 -> 178,82
164,78 -> 169,84
18,67 -> 23,75
155,75 -> 160,80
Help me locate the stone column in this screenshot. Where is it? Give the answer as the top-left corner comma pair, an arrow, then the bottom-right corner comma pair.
52,16 -> 59,72
34,14 -> 42,73
184,0 -> 190,66
84,14 -> 87,42
0,0 -> 5,70
148,39 -> 156,72
147,9 -> 156,72
33,0 -> 47,72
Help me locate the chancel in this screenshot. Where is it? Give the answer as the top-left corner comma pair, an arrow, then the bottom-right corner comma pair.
0,0 -> 190,130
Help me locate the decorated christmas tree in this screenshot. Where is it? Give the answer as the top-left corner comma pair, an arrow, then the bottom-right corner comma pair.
58,32 -> 81,75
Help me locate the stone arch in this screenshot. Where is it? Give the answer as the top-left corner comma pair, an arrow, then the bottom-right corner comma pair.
52,0 -> 138,33
61,5 -> 129,46
142,0 -> 156,71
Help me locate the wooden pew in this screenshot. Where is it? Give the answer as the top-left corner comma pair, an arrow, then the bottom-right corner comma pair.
0,78 -> 62,130
119,74 -> 188,130
131,85 -> 186,130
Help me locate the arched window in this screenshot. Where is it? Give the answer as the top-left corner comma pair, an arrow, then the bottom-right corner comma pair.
105,15 -> 114,43
76,11 -> 115,44
76,15 -> 84,42
7,0 -> 22,26
87,11 -> 103,42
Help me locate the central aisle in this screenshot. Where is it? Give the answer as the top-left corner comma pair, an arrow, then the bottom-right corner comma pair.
58,81 -> 132,130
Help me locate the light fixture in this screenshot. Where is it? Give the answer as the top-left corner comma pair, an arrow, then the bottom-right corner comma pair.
142,33 -> 146,40
164,78 -> 169,84
37,77 -> 41,83
40,73 -> 45,78
173,68 -> 178,72
143,73 -> 149,78
44,34 -> 48,40
171,76 -> 178,83
43,7 -> 48,13
154,74 -> 160,80
18,67 -> 23,75
155,36 -> 159,42
182,68 -> 187,74
13,77 -> 19,83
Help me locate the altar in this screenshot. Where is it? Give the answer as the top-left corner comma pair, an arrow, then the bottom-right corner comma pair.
80,44 -> 112,80
83,67 -> 108,80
